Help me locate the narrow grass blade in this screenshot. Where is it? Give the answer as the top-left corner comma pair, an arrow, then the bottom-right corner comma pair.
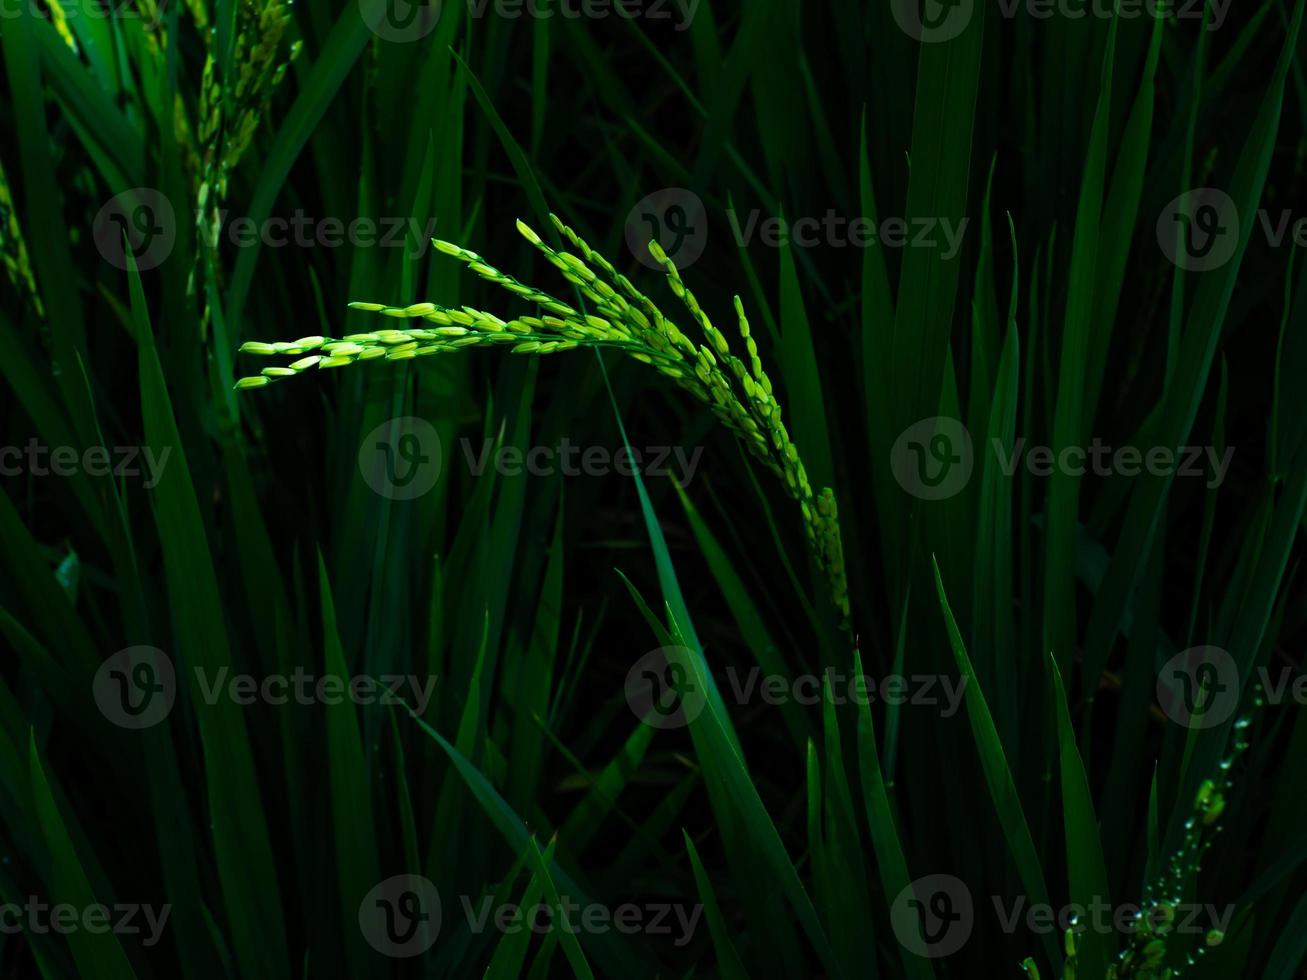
932,556 -> 1059,970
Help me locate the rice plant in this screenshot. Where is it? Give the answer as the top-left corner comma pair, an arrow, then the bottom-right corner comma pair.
0,0 -> 1304,977
236,216 -> 850,621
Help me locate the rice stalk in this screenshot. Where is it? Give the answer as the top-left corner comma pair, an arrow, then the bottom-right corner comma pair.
0,155 -> 44,321
235,216 -> 850,621
193,0 -> 301,328
45,0 -> 78,54
1025,712 -> 1256,980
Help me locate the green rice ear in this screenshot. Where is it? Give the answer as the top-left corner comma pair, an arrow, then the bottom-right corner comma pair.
234,219 -> 851,623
